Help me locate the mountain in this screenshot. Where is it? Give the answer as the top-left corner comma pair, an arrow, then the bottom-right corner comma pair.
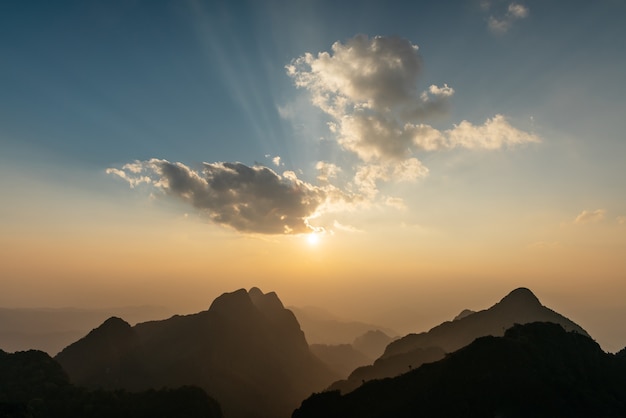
0,349 -> 222,418
293,322 -> 626,418
310,330 -> 397,379
452,308 -> 475,320
382,287 -> 588,358
289,306 -> 397,345
328,287 -> 588,394
0,305 -> 171,355
310,344 -> 372,378
55,288 -> 337,418
352,330 -> 395,359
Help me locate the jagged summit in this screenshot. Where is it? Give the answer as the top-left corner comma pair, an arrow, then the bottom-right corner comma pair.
100,316 -> 132,329
497,287 -> 542,307
250,288 -> 285,315
248,286 -> 264,297
453,309 -> 475,321
208,287 -> 286,319
381,287 -> 588,361
56,287 -> 336,418
208,288 -> 255,316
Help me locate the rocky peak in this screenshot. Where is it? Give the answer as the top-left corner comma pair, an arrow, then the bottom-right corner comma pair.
249,287 -> 285,316
497,287 -> 542,309
208,288 -> 256,317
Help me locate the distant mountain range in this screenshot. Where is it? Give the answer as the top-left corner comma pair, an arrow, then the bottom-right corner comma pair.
328,287 -> 589,394
55,288 -> 337,418
289,306 -> 397,345
309,330 -> 396,378
0,305 -> 171,355
294,322 -> 626,418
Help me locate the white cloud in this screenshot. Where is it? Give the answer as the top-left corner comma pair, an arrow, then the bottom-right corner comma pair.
487,2 -> 529,34
288,35 -> 457,163
488,16 -> 511,34
272,156 -> 281,166
444,114 -> 540,149
332,220 -> 363,233
508,3 -> 529,18
105,167 -> 151,188
352,158 -> 429,199
288,35 -> 539,173
316,161 -> 342,182
574,209 -> 606,225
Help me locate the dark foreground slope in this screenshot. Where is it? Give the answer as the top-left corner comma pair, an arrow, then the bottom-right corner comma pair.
329,287 -> 587,394
55,288 -> 336,418
0,349 -> 221,418
294,322 -> 626,418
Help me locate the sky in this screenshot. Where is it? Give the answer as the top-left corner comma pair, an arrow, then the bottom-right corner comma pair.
1,0 -> 626,352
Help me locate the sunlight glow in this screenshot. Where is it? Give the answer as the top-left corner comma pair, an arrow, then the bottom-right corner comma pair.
306,232 -> 320,246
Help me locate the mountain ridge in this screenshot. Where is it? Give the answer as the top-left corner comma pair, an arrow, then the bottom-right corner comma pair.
383,287 -> 588,358
328,287 -> 589,394
55,288 -> 337,418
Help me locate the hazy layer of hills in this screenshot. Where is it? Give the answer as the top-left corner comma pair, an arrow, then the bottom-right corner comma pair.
293,322 -> 626,418
0,349 -> 222,418
327,287 -> 590,394
55,288 -> 336,418
0,306 -> 171,355
309,330 -> 396,378
289,306 -> 396,345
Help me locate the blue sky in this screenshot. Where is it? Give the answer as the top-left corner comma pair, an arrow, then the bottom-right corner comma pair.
4,0 -> 624,172
2,0 -> 626,351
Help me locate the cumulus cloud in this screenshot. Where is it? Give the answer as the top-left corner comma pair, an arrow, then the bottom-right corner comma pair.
288,35 -> 539,172
486,2 -> 529,34
353,159 -> 429,199
574,209 -> 606,225
287,35 -> 458,161
316,161 -> 342,183
107,159 -> 335,234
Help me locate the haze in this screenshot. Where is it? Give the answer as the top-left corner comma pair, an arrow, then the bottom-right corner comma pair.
1,0 -> 625,353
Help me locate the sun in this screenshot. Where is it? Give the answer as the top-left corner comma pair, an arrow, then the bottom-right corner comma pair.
306,232 -> 321,246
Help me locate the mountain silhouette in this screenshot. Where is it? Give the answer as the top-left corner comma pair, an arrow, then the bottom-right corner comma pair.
0,349 -> 222,418
328,287 -> 588,394
382,287 -> 588,358
56,288 -> 337,418
294,322 -> 626,418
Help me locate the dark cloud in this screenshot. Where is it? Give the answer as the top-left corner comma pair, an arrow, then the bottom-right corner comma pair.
108,159 -> 327,234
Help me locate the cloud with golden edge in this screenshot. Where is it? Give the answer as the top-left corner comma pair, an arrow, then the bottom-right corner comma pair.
574,209 -> 606,225
107,159 -> 352,235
